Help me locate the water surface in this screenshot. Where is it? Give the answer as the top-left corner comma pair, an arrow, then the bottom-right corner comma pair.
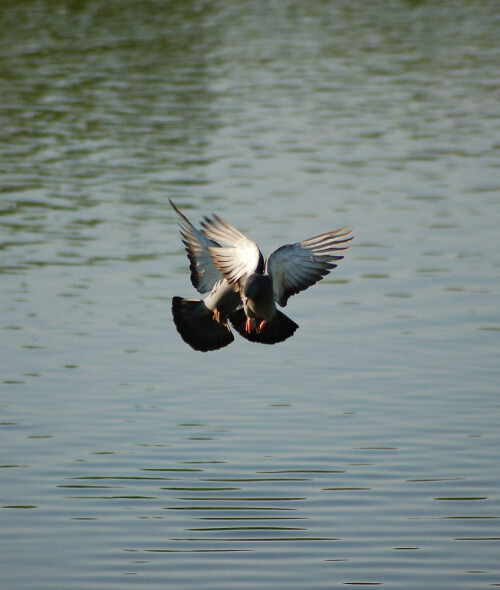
1,1 -> 499,589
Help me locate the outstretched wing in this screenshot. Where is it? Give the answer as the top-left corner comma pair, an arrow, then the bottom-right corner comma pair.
266,227 -> 353,307
170,199 -> 221,294
201,214 -> 264,290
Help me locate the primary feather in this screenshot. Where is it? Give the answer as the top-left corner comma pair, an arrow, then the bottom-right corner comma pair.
266,226 -> 353,306
169,199 -> 221,294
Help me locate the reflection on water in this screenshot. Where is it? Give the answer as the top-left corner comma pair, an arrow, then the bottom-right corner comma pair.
1,1 -> 499,589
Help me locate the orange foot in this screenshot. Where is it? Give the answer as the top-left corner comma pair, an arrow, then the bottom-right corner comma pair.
245,318 -> 253,333
213,308 -> 221,323
257,321 -> 266,334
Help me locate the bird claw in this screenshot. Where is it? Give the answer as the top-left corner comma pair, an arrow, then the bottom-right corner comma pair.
213,308 -> 221,323
245,318 -> 266,334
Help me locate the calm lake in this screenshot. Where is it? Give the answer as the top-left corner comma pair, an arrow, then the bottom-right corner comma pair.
1,1 -> 499,589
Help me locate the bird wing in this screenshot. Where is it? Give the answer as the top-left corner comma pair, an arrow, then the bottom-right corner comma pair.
201,214 -> 263,289
170,199 -> 222,294
266,227 -> 354,307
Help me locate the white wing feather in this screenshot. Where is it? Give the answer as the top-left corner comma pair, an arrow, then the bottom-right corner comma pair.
266,227 -> 354,306
202,214 -> 262,289
170,199 -> 221,294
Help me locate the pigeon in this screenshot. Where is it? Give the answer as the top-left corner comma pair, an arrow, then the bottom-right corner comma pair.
201,213 -> 353,345
170,200 -> 353,351
170,199 -> 241,352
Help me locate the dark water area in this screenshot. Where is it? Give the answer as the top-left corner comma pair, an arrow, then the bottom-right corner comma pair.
1,1 -> 499,588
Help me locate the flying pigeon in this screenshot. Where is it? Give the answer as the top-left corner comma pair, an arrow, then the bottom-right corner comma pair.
171,200 -> 353,351
170,199 -> 240,352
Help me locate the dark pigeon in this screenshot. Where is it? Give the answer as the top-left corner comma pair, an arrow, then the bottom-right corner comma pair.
170,200 -> 240,352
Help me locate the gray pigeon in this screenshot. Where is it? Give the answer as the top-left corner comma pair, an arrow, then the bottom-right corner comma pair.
171,200 -> 353,351
201,213 -> 353,344
170,199 -> 240,352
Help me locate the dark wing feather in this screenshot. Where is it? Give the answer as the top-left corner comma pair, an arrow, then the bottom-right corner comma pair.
266,227 -> 353,307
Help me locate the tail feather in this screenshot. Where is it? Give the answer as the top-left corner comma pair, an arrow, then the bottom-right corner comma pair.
229,309 -> 298,345
172,297 -> 234,352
